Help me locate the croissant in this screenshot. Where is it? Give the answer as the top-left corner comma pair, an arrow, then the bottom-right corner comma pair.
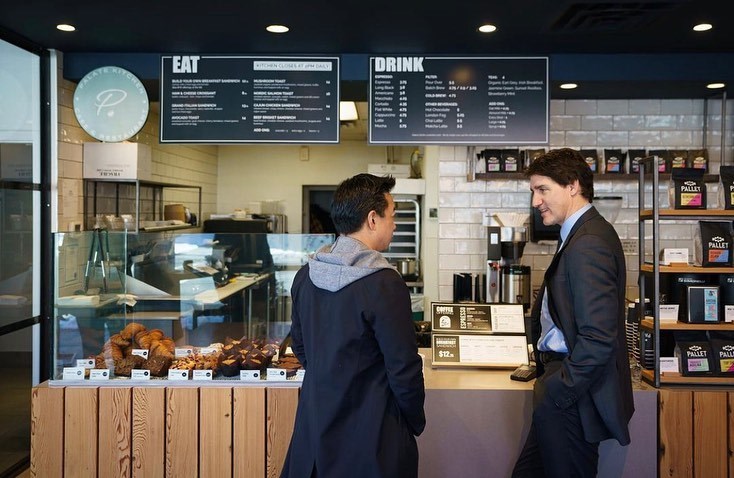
120,322 -> 146,340
102,341 -> 123,361
109,333 -> 130,348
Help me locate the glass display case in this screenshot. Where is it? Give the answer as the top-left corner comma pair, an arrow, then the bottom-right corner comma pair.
51,231 -> 333,382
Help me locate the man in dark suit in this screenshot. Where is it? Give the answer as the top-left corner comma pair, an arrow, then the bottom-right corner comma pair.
512,148 -> 634,477
281,174 -> 426,478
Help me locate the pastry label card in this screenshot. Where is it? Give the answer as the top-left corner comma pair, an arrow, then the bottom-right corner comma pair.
240,370 -> 261,381
130,369 -> 150,380
168,370 -> 190,381
267,368 -> 288,381
62,367 -> 86,380
131,349 -> 149,359
175,348 -> 193,358
89,369 -> 110,381
192,370 -> 213,381
76,358 -> 95,368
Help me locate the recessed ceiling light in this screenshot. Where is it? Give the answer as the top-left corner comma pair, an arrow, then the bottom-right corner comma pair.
266,24 -> 289,34
478,24 -> 497,33
56,24 -> 76,32
707,82 -> 726,89
693,23 -> 713,32
560,83 -> 578,90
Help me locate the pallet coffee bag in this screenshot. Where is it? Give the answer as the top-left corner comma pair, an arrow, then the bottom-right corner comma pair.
675,341 -> 713,376
689,149 -> 708,171
719,166 -> 734,209
669,168 -> 706,209
579,149 -> 599,173
695,221 -> 734,267
710,338 -> 734,375
604,149 -> 625,174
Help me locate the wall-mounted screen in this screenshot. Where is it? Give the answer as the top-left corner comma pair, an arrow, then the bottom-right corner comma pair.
369,56 -> 548,145
160,55 -> 340,143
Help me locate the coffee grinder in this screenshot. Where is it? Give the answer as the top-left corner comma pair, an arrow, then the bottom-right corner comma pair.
485,213 -> 531,311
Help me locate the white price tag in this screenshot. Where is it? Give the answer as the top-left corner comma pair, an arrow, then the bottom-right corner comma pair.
168,369 -> 189,381
175,348 -> 193,358
131,349 -> 149,359
192,370 -> 213,381
294,369 -> 305,381
199,347 -> 217,355
660,357 -> 680,373
131,369 -> 151,380
725,305 -> 734,323
76,359 -> 95,368
62,367 -> 86,380
266,368 -> 288,381
240,370 -> 261,381
89,369 -> 110,381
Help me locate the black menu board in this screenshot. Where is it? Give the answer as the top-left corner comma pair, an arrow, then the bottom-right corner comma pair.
369,56 -> 548,144
160,55 -> 339,143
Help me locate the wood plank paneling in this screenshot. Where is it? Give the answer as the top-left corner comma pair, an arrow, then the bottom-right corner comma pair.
99,387 -> 132,478
694,391 -> 727,478
200,388 -> 233,477
234,387 -> 266,478
266,387 -> 299,478
64,387 -> 99,477
166,387 -> 199,478
659,390 -> 693,478
30,386 -> 64,478
132,387 -> 165,478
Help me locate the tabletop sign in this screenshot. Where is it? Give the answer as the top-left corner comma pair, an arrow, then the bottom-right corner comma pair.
62,367 -> 86,380
130,369 -> 151,380
369,56 -> 548,144
76,358 -> 95,368
89,369 -> 110,381
266,368 -> 288,381
432,334 -> 529,368
131,349 -> 149,359
240,370 -> 261,381
160,55 -> 340,144
431,302 -> 491,332
199,347 -> 217,355
175,348 -> 193,358
192,370 -> 213,381
168,369 -> 190,381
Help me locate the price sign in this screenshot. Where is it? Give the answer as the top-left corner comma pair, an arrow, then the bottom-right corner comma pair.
131,369 -> 151,380
168,369 -> 190,381
369,56 -> 548,144
131,349 -> 149,359
76,358 -> 95,368
192,370 -> 213,381
266,368 -> 288,381
240,370 -> 261,381
62,367 -> 86,380
89,369 -> 110,381
175,348 -> 193,358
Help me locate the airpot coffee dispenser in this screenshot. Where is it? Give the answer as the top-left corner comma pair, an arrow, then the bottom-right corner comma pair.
486,213 -> 531,311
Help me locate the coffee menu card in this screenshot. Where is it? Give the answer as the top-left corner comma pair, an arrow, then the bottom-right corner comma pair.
160,55 -> 340,143
369,56 -> 548,144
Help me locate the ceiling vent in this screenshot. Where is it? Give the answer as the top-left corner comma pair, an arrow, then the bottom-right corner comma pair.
551,2 -> 679,31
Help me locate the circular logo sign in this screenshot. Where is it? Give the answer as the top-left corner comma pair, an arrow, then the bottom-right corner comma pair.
73,66 -> 149,142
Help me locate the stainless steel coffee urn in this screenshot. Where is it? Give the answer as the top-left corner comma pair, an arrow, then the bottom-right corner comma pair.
486,215 -> 531,311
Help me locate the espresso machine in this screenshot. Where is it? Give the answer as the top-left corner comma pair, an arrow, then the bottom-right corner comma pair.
486,214 -> 531,311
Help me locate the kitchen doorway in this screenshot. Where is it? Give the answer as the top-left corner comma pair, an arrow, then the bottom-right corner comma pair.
302,185 -> 337,234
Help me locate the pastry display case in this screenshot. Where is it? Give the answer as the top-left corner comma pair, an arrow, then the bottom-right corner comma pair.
51,230 -> 333,383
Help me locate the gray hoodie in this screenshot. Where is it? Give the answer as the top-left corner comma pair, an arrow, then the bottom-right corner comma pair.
308,235 -> 396,292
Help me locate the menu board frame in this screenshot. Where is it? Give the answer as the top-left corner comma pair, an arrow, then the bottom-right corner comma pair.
368,56 -> 548,145
160,55 -> 340,144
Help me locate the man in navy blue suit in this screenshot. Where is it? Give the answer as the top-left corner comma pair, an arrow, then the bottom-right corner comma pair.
513,148 -> 634,477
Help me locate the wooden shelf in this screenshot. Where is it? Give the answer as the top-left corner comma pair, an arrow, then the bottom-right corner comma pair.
640,318 -> 734,331
640,208 -> 734,220
640,263 -> 734,274
641,368 -> 734,385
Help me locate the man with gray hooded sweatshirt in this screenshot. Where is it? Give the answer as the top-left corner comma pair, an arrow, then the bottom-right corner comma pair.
280,173 -> 426,478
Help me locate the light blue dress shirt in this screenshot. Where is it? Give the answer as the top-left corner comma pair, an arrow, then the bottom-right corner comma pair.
537,203 -> 593,353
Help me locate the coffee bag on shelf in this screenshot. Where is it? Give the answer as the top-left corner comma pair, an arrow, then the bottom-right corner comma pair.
694,221 -> 734,267
718,166 -> 734,209
669,150 -> 689,169
669,168 -> 706,209
689,149 -> 708,171
579,149 -> 599,173
675,341 -> 713,376
604,149 -> 625,174
628,149 -> 647,174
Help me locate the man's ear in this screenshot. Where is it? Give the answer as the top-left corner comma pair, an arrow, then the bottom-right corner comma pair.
367,210 -> 378,230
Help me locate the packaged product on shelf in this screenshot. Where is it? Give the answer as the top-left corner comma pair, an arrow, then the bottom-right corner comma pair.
500,149 -> 521,172
628,149 -> 647,174
669,150 -> 689,169
675,340 -> 713,376
524,148 -> 545,168
669,168 -> 706,209
709,333 -> 734,375
482,149 -> 502,172
695,221 -> 734,267
603,149 -> 625,174
718,166 -> 734,209
685,285 -> 719,323
689,149 -> 708,171
648,149 -> 670,173
579,149 -> 599,173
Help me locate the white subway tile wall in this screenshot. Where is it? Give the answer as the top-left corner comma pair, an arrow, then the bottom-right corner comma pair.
438,98 -> 734,303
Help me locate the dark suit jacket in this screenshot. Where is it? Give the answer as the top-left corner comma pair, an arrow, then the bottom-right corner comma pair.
531,206 -> 634,445
281,266 -> 426,478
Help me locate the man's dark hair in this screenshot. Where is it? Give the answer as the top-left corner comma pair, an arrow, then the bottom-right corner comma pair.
331,173 -> 396,235
524,147 -> 594,201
